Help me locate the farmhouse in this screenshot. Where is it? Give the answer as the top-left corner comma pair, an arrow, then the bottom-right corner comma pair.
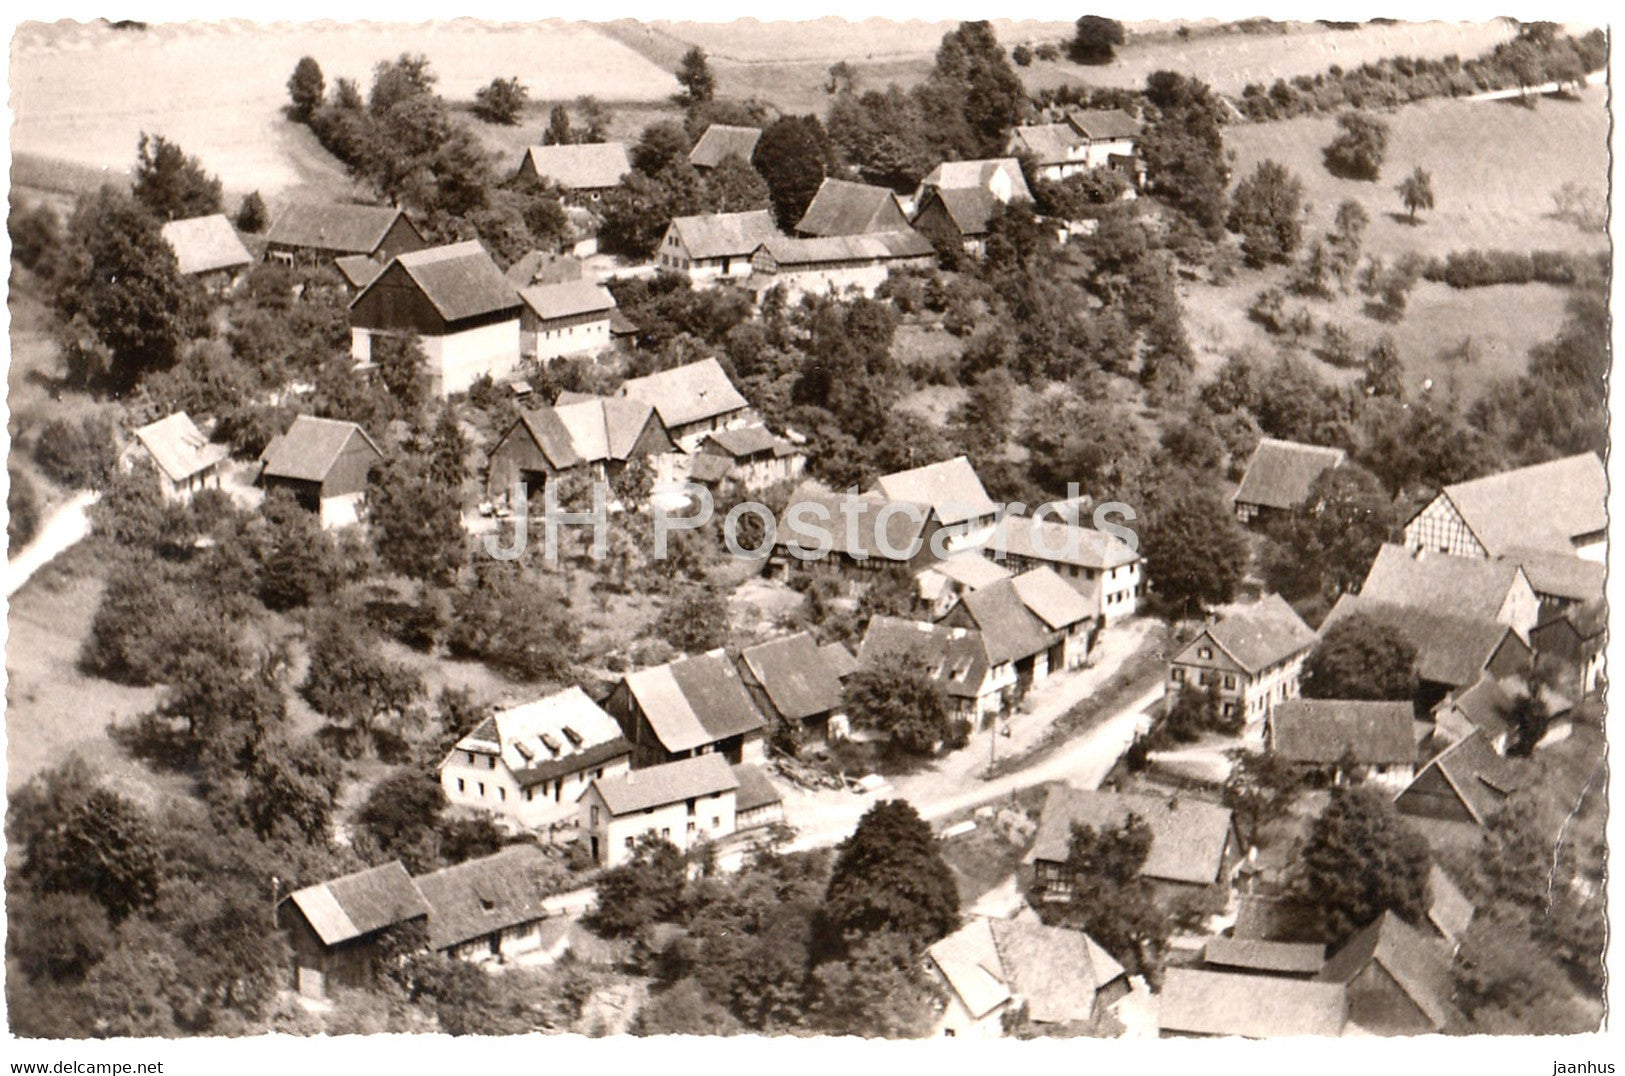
874,455 -> 998,547
1158,969 -> 1346,1038
1321,595 -> 1533,709
938,568 -> 1095,699
1316,911 -> 1459,1035
737,631 -> 848,743
1201,937 -> 1325,978
159,213 -> 252,287
603,650 -> 768,768
414,845 -> 560,963
858,616 -> 1009,725
276,861 -> 431,1000
688,124 -> 762,171
440,687 -> 632,830
1005,123 -> 1094,183
1359,544 -> 1539,642
693,425 -> 806,491
1266,699 -> 1417,790
794,177 -> 912,237
578,753 -> 739,868
516,142 -> 631,200
1507,546 -> 1605,608
348,241 -> 523,397
1395,730 -> 1521,828
121,411 -> 229,502
915,551 -> 1014,617
1165,594 -> 1317,736
1402,452 -> 1605,562
985,513 -> 1142,622
1231,438 -> 1346,523
1064,107 -> 1143,169
910,186 -> 1004,253
914,157 -> 1033,207
486,396 -> 674,503
258,415 -> 384,529
770,484 -> 947,586
657,209 -> 782,279
927,917 -> 1128,1038
1029,787 -> 1240,901
264,202 -> 425,266
1530,599 -> 1606,697
618,357 -> 752,451
747,230 -> 935,300
518,280 -> 617,362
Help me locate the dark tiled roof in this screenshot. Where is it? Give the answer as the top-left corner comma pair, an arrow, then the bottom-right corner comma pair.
1233,438 -> 1346,512
731,763 -> 783,814
620,357 -> 749,430
160,214 -> 252,276
1322,595 -> 1524,689
453,687 -> 632,789
740,632 -> 844,721
703,424 -> 786,459
1359,545 -> 1528,624
259,415 -> 382,484
1190,594 -> 1316,675
286,861 -> 429,947
874,455 -> 996,527
512,407 -> 583,470
414,845 -> 558,951
520,143 -> 631,191
378,241 -> 520,324
1160,969 -> 1346,1037
1203,937 -> 1326,975
918,186 -> 1002,237
795,178 -> 907,237
1433,452 -> 1606,557
952,578 -> 1055,665
1504,547 -> 1605,603
929,918 -> 1125,1025
1433,674 -> 1516,742
1269,699 -> 1417,766
1404,730 -> 1522,825
858,616 -> 989,700
774,484 -> 935,562
1028,787 -> 1234,887
1316,911 -> 1457,1030
504,250 -> 584,287
266,202 -> 413,256
1065,107 -> 1143,140
622,650 -> 767,754
669,209 -> 781,261
590,753 -> 738,816
688,124 -> 762,170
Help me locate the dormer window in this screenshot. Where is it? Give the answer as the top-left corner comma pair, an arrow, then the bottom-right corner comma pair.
1197,646 -> 1213,660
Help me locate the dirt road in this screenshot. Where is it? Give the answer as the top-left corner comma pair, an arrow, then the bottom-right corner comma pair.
5,490 -> 99,598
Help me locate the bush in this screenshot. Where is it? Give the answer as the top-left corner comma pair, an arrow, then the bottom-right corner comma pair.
1248,287 -> 1289,333
1011,44 -> 1033,67
33,415 -> 118,490
1424,248 -> 1595,289
1034,43 -> 1062,62
472,76 -> 529,125
8,467 -> 41,549
1318,322 -> 1360,368
1322,111 -> 1390,180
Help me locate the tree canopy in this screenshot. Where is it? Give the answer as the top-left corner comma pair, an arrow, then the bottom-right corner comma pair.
1301,785 -> 1430,943
1302,613 -> 1419,700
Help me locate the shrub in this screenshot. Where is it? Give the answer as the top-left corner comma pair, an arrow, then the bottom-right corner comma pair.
1322,111 -> 1390,180
33,415 -> 118,490
8,467 -> 41,549
1318,322 -> 1360,368
1011,44 -> 1033,67
1423,248 -> 1596,289
1247,287 -> 1289,333
472,76 -> 529,125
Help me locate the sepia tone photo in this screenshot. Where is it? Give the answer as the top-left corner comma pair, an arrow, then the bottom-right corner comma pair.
3,8 -> 1609,1044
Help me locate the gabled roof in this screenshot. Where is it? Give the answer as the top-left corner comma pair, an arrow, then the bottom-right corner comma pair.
669,209 -> 782,261
794,177 -> 907,237
989,513 -> 1140,570
918,550 -> 1014,592
775,485 -> 936,562
1427,864 -> 1474,947
1006,123 -> 1087,166
739,632 -> 844,722
259,415 -> 383,484
755,229 -> 933,265
1504,546 -> 1605,603
688,124 -> 762,170
266,202 -> 415,256
1269,699 -> 1417,767
1535,596 -> 1608,642
589,752 -> 738,817
874,455 -> 996,527
557,396 -> 663,463
452,687 -> 631,789
505,250 -> 584,288
858,616 -> 990,700
929,918 -> 1125,1025
334,254 -> 385,290
621,650 -> 767,754
918,158 -> 1033,204
949,578 -> 1055,665
1027,787 -> 1235,887
820,642 -> 860,679
1316,911 -> 1457,1030
1432,673 -> 1516,742
364,241 -> 519,324
1011,567 -> 1096,631
1322,595 -> 1525,689
1232,438 -> 1346,512
620,357 -> 749,430
917,186 -> 1002,237
1065,107 -> 1143,140
1159,969 -> 1347,1038
414,845 -> 558,951
731,763 -> 783,814
160,214 -> 252,276
1185,594 -> 1316,675
519,280 -> 616,322
520,142 -> 631,191
1427,453 -> 1606,557
131,412 -> 229,484
702,424 -> 796,460
1202,937 -> 1326,976
285,861 -> 429,947
1403,730 -> 1522,825
1360,545 -> 1529,624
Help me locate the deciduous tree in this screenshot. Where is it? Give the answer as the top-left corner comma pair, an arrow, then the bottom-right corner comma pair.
1301,785 -> 1430,942
1069,16 -> 1126,64
1323,111 -> 1390,180
1227,159 -> 1305,267
133,132 -> 224,221
1396,165 -> 1435,223
1302,613 -> 1418,700
819,799 -> 958,954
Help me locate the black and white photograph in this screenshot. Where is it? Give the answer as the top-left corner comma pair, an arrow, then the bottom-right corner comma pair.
2,1 -> 1612,1051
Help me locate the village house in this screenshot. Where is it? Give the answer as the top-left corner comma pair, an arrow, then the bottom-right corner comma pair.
414,844 -> 560,964
1430,672 -> 1572,755
1200,937 -> 1326,979
1315,911 -> 1460,1035
915,552 -> 1014,618
1321,595 -> 1534,710
794,177 -> 912,237
693,425 -> 806,492
439,687 -> 633,830
1507,546 -> 1605,609
657,209 -> 782,279
515,142 -> 631,201
1029,787 -> 1240,903
348,240 -> 523,397
1063,107 -> 1143,170
687,124 -> 762,171
1158,969 -> 1347,1038
1402,452 -> 1606,563
858,616 -> 1010,726
737,631 -> 849,743
770,486 -> 947,586
732,763 -> 785,832
276,861 -> 431,1000
1394,730 -> 1522,828
1230,437 -> 1346,524
937,567 -> 1096,703
873,455 -> 999,548
518,280 -> 617,363
603,650 -> 768,768
159,213 -> 252,290
927,916 -> 1128,1038
913,157 -> 1033,209
264,201 -> 426,267
746,230 -> 935,300
578,753 -> 739,868
1266,698 -> 1418,790
1005,123 -> 1095,184
618,357 -> 753,452
1165,594 -> 1317,737
258,414 -> 384,529
985,513 -> 1142,622
1359,544 -> 1540,642
121,411 -> 230,502
1530,599 -> 1606,697
910,186 -> 1005,254
485,395 -> 674,504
